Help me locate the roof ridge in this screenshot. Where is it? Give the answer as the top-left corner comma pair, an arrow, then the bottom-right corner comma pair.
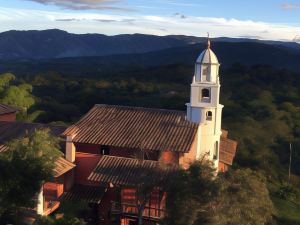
0,121 -> 67,128
94,104 -> 186,114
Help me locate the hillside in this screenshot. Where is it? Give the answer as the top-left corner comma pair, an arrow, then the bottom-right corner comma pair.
0,29 -> 299,60
1,41 -> 300,76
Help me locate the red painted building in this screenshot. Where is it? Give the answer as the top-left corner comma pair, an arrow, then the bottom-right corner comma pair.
0,104 -> 18,121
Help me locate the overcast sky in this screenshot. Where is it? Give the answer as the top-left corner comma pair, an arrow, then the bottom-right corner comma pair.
1,0 -> 300,41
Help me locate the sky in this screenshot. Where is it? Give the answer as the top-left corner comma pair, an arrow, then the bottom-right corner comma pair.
0,0 -> 300,41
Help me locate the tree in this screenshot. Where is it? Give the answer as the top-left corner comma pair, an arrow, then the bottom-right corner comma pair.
165,160 -> 220,225
0,128 -> 62,223
166,163 -> 275,225
212,169 -> 275,225
0,73 -> 37,121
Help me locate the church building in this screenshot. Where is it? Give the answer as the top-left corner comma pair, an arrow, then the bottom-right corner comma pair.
0,39 -> 237,225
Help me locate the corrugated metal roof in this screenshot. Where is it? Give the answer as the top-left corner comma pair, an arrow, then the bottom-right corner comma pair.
219,137 -> 238,165
54,157 -> 76,177
0,121 -> 66,144
63,105 -> 198,153
0,104 -> 18,115
88,155 -> 177,186
61,185 -> 106,204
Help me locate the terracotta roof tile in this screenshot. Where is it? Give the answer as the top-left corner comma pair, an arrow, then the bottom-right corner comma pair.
61,185 -> 106,204
64,105 -> 198,153
0,121 -> 66,144
88,155 -> 177,186
219,137 -> 238,165
0,104 -> 18,115
54,157 -> 76,177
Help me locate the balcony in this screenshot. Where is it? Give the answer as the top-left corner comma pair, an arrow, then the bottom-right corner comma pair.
111,201 -> 165,222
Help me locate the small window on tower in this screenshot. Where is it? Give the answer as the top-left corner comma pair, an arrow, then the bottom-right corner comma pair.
201,89 -> 211,103
206,111 -> 212,121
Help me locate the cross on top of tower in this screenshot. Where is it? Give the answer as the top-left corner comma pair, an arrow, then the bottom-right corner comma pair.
207,32 -> 211,49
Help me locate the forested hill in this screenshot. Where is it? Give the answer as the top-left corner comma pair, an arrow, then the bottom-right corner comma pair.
0,29 -> 299,60
1,41 -> 300,76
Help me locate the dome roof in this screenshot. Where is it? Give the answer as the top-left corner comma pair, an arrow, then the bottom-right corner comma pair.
196,48 -> 219,64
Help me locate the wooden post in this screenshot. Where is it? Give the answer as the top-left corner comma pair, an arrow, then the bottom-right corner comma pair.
288,142 -> 292,183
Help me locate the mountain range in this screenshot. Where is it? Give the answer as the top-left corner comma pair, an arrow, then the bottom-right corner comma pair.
1,29 -> 300,75
0,29 -> 300,60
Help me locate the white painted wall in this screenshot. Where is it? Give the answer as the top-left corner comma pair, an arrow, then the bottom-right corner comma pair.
186,45 -> 223,170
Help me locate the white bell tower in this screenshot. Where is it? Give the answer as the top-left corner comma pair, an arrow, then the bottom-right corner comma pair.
186,35 -> 223,169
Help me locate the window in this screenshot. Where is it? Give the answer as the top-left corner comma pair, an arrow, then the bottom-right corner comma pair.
201,88 -> 210,103
202,66 -> 209,81
206,111 -> 212,121
213,141 -> 219,160
100,145 -> 110,155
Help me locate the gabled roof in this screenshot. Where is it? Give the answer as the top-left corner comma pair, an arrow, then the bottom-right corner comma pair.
63,105 -> 198,153
0,121 -> 66,144
0,145 -> 75,177
88,155 -> 177,186
54,157 -> 76,177
0,104 -> 18,115
0,121 -> 74,177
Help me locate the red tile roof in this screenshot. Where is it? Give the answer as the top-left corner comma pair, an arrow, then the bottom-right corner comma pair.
88,155 -> 177,186
0,104 -> 18,115
219,136 -> 238,165
0,121 -> 65,144
54,157 -> 76,177
0,144 -> 8,153
0,122 -> 74,177
63,105 -> 198,153
61,185 -> 106,204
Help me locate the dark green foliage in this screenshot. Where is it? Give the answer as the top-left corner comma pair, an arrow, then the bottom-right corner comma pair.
166,163 -> 275,225
165,161 -> 219,225
212,169 -> 275,225
0,129 -> 62,223
276,183 -> 297,201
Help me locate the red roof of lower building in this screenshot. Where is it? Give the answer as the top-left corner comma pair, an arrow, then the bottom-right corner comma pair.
88,155 -> 177,186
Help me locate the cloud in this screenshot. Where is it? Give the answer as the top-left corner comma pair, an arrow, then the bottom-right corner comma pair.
156,0 -> 203,7
174,13 -> 187,19
281,3 -> 300,10
56,18 -> 81,21
22,0 -> 130,11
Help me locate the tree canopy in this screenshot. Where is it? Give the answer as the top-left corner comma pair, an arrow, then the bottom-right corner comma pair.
166,162 -> 275,225
0,128 -> 62,223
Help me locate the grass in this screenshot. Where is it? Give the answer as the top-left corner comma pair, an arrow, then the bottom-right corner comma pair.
269,178 -> 300,225
272,196 -> 300,225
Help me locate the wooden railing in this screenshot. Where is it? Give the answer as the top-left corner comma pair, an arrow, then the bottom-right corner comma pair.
111,201 -> 165,220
